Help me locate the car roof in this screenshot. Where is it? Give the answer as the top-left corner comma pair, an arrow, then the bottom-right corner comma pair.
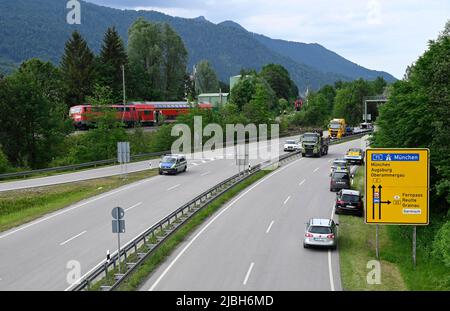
348,148 -> 362,152
334,169 -> 349,173
164,154 -> 185,158
341,189 -> 360,196
309,218 -> 333,226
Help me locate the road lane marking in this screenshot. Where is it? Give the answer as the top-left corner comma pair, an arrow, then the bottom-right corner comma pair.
328,204 -> 336,291
147,157 -> 303,291
243,262 -> 255,285
283,196 -> 291,205
328,159 -> 333,163
266,221 -> 275,234
60,230 -> 87,246
200,172 -> 210,177
167,184 -> 181,191
0,177 -> 159,240
191,163 -> 199,166
125,202 -> 142,212
201,160 -> 207,163
313,167 -> 320,173
299,179 -> 306,186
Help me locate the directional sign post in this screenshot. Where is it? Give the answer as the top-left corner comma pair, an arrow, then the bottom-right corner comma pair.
117,142 -> 130,179
365,148 -> 429,266
112,207 -> 125,273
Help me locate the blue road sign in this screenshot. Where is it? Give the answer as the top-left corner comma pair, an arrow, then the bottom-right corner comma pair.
371,153 -> 420,162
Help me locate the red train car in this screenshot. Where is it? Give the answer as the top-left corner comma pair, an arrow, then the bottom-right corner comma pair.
69,102 -> 212,130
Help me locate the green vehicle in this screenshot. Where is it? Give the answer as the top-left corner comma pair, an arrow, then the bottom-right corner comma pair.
301,131 -> 329,158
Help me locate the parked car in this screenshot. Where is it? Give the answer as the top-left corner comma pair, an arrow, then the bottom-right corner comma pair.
330,169 -> 351,192
159,154 -> 187,175
303,218 -> 338,249
335,189 -> 364,216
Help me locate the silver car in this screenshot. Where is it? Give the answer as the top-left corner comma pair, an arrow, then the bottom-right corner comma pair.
303,218 -> 338,249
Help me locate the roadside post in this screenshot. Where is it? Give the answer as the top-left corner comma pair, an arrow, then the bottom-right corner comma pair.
117,142 -> 130,178
112,207 -> 126,273
365,148 -> 430,265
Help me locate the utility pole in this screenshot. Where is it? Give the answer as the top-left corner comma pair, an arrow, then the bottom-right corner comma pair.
121,64 -> 126,105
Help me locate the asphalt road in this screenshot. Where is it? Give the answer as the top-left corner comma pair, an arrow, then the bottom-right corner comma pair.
0,136 -> 299,290
140,137 -> 368,291
0,135 -> 300,192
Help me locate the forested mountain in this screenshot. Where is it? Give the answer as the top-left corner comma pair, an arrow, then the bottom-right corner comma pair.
0,0 -> 396,90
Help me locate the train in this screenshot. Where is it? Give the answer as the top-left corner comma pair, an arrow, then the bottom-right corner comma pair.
69,102 -> 213,130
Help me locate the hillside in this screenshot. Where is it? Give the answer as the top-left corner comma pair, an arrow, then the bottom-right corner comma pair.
0,0 -> 396,90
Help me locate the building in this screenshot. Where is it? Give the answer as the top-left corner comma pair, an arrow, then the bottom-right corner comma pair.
198,93 -> 229,108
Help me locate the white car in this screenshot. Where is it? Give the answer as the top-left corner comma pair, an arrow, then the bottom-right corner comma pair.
283,139 -> 301,152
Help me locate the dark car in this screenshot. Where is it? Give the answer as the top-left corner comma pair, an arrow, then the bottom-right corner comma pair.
335,189 -> 364,216
330,169 -> 351,192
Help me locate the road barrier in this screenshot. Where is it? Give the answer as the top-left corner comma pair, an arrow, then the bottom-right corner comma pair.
68,129 -> 372,291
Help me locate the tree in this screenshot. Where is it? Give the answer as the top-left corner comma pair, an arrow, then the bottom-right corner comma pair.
0,59 -> 70,168
61,31 -> 96,107
230,75 -> 276,113
332,79 -> 371,126
242,83 -> 272,125
194,60 -> 219,94
98,27 -> 128,103
259,64 -> 298,101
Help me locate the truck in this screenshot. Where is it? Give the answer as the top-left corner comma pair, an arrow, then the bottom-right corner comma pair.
328,119 -> 346,139
301,131 -> 329,158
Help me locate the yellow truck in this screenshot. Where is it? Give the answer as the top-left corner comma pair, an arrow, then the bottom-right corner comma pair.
328,119 -> 346,139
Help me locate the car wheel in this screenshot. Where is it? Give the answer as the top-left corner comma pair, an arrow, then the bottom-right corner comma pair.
159,170 -> 163,175
331,245 -> 337,250
183,166 -> 187,172
302,153 -> 306,157
303,243 -> 309,249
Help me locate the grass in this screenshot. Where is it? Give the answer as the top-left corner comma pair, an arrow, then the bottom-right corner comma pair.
88,170 -> 271,291
0,169 -> 158,233
339,166 -> 407,290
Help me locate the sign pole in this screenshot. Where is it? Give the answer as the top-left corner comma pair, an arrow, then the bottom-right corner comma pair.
117,228 -> 121,273
413,226 -> 417,268
376,224 -> 379,259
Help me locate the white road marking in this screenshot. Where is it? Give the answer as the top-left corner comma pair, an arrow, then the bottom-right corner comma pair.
313,167 -> 320,173
60,230 -> 87,246
167,184 -> 181,191
200,172 -> 210,177
283,196 -> 291,205
243,262 -> 255,286
328,159 -> 333,163
191,162 -> 199,166
328,204 -> 336,291
0,177 -> 158,240
299,179 -> 306,186
125,202 -> 142,212
202,160 -> 207,163
147,157 -> 303,291
266,221 -> 275,234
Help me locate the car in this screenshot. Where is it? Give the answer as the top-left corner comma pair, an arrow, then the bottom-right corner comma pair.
303,218 -> 338,249
335,189 -> 364,216
330,169 -> 351,192
283,139 -> 301,152
330,158 -> 349,176
159,154 -> 187,175
345,148 -> 365,165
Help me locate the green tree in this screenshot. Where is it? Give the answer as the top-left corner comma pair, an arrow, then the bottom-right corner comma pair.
242,83 -> 272,125
230,75 -> 276,113
61,31 -> 96,107
97,27 -> 128,103
0,59 -> 70,168
259,64 -> 298,101
194,60 -> 219,94
332,79 -> 372,125
0,145 -> 10,173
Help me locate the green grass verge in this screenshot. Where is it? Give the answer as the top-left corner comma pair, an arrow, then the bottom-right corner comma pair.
339,166 -> 407,290
88,170 -> 270,291
0,169 -> 157,233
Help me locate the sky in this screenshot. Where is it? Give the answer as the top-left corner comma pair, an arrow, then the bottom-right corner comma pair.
84,0 -> 450,79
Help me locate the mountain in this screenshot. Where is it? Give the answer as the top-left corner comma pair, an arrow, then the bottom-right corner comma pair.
0,0 -> 396,91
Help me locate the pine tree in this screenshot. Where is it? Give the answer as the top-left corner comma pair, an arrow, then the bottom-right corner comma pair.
61,31 -> 96,107
98,27 -> 128,103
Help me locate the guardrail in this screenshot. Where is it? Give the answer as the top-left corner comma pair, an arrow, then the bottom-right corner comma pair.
68,129 -> 372,291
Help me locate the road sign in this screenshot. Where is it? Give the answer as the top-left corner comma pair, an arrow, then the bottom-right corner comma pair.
111,207 -> 125,220
365,148 -> 429,225
112,220 -> 126,233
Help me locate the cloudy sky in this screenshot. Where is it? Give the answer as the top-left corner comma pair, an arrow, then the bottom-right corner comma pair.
85,0 -> 449,79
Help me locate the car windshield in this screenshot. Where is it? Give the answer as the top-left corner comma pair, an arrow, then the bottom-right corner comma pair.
333,172 -> 349,180
330,123 -> 341,129
285,140 -> 296,144
162,156 -> 177,163
303,135 -> 317,143
342,194 -> 360,202
309,226 -> 332,234
349,149 -> 360,153
333,161 -> 347,166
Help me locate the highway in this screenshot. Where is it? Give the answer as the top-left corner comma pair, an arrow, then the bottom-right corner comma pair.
141,137 -> 368,291
0,136 -> 297,290
0,135 -> 299,192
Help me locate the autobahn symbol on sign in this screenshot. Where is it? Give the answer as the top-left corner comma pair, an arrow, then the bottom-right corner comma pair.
365,148 -> 429,225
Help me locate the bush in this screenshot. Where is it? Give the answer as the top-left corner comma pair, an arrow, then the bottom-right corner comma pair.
432,220 -> 450,267
0,146 -> 10,173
